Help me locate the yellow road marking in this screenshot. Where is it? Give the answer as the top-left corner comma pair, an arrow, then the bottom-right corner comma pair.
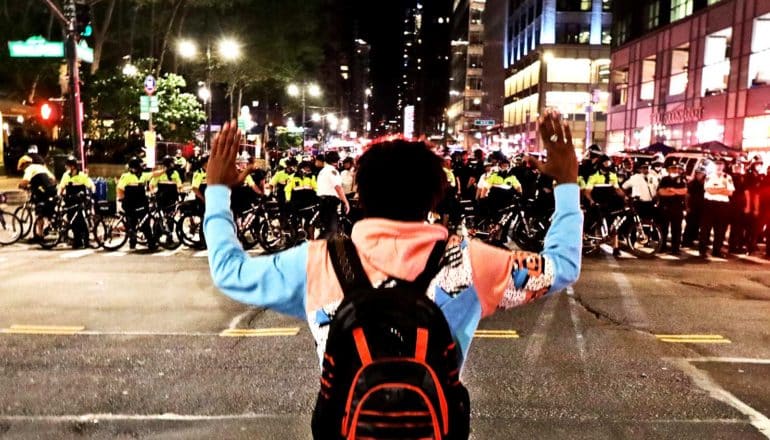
655,334 -> 731,344
219,327 -> 300,337
475,330 -> 520,339
2,325 -> 85,335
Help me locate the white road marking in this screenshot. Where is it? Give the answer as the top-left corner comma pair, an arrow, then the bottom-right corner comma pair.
668,358 -> 770,438
60,249 -> 95,259
104,251 -> 127,257
683,357 -> 770,365
193,250 -> 208,258
566,287 -> 587,362
658,254 -> 680,261
228,308 -> 257,330
154,248 -> 183,257
0,256 -> 6,263
607,259 -> 650,328
737,254 -> 770,265
519,294 -> 560,399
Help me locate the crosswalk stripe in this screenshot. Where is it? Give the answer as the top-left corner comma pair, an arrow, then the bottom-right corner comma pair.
60,249 -> 95,259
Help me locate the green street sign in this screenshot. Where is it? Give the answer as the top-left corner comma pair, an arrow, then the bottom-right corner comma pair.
140,96 -> 160,114
77,40 -> 93,64
8,36 -> 64,58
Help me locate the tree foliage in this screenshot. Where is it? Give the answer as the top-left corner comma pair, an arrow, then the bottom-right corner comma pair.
88,59 -> 204,142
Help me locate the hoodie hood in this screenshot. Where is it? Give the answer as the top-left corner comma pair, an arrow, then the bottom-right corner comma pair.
350,218 -> 449,282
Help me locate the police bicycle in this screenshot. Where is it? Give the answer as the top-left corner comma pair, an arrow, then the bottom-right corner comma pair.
34,185 -> 104,250
0,192 -> 24,245
582,195 -> 663,258
100,184 -> 181,251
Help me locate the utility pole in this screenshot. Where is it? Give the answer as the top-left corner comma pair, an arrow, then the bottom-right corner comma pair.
43,0 -> 85,167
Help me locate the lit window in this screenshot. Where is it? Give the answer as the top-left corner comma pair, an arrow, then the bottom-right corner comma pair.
640,56 -> 656,101
646,1 -> 660,30
749,14 -> 770,87
670,0 -> 693,22
581,0 -> 592,11
743,115 -> 770,149
701,28 -> 731,96
669,44 -> 689,95
611,69 -> 629,106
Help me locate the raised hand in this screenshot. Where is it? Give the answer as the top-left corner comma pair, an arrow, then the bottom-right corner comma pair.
207,120 -> 242,187
528,109 -> 579,185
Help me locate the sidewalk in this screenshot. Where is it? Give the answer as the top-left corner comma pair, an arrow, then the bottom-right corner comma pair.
0,175 -> 21,192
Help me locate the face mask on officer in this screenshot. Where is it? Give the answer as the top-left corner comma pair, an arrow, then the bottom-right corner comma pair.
600,160 -> 612,172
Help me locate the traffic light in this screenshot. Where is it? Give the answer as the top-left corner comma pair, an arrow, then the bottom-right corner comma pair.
38,101 -> 61,126
75,2 -> 92,37
40,103 -> 53,121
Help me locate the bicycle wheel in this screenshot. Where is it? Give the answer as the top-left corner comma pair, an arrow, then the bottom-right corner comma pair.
625,220 -> 663,258
257,216 -> 290,253
158,216 -> 182,250
178,213 -> 205,249
13,206 -> 33,239
236,215 -> 260,251
582,221 -> 605,257
0,210 -> 23,245
35,215 -> 61,249
100,215 -> 128,251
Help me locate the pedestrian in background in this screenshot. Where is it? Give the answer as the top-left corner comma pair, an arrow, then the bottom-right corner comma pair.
316,151 -> 350,239
746,157 -> 765,255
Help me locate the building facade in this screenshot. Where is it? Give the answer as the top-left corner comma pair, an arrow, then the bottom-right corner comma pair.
503,0 -> 613,152
607,0 -> 770,152
448,0 -> 486,147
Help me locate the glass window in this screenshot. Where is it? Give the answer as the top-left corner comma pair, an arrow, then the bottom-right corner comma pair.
701,28 -> 731,96
602,31 -> 612,45
749,15 -> 770,87
611,69 -> 629,106
581,0 -> 592,11
669,44 -> 689,95
640,56 -> 656,100
646,1 -> 660,30
670,0 -> 693,22
557,0 -> 582,12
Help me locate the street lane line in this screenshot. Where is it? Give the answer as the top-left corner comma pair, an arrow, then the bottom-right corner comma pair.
474,330 -> 519,339
566,287 -> 588,362
668,358 -> 770,439
60,249 -> 95,259
609,267 -> 651,328
0,413 -> 304,422
219,327 -> 300,337
154,248 -> 183,257
193,250 -> 208,258
2,325 -> 84,335
658,254 -> 680,261
684,357 -> 770,364
656,334 -> 731,344
737,254 -> 770,265
104,251 -> 127,257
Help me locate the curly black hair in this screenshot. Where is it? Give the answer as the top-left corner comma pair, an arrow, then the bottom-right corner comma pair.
356,140 -> 446,222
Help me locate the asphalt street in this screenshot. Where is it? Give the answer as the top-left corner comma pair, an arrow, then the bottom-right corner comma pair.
0,242 -> 769,439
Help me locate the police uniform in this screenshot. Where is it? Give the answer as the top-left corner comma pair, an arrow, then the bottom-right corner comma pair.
191,170 -> 207,200
728,170 -> 750,253
59,170 -> 95,192
60,170 -> 95,248
657,174 -> 687,253
270,169 -> 293,205
699,171 -> 734,257
316,163 -> 343,238
745,167 -> 765,254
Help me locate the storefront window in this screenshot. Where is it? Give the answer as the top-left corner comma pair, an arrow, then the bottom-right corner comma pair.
669,44 -> 689,95
640,56 -> 656,101
670,0 -> 693,22
743,115 -> 770,149
749,14 -> 770,87
701,28 -> 731,96
547,58 -> 592,83
696,119 -> 724,143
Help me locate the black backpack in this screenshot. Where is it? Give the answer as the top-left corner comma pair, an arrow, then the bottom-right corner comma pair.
311,236 -> 470,440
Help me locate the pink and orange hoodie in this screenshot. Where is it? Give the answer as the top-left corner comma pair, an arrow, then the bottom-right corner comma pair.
204,183 -> 583,368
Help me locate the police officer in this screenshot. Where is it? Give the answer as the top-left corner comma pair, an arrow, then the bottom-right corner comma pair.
699,159 -> 734,258
578,144 -> 602,190
585,155 -> 625,257
150,155 -> 183,191
316,151 -> 350,238
173,149 -> 188,181
657,162 -> 687,255
117,157 -> 153,250
270,158 -> 297,206
191,155 -> 209,202
728,159 -> 751,254
682,166 -> 707,248
286,161 -> 318,237
59,156 -> 94,248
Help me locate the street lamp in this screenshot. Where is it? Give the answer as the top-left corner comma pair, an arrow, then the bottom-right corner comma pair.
286,82 -> 322,146
122,63 -> 138,77
177,37 -> 241,150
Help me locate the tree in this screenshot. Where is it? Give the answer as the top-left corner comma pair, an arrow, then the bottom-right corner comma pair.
88,58 -> 204,143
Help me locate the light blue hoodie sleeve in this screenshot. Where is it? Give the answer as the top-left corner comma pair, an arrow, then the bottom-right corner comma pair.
203,185 -> 307,320
541,183 -> 583,294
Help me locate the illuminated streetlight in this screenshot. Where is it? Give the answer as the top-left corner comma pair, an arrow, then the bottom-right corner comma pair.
308,83 -> 322,98
311,113 -> 322,123
218,38 -> 241,61
287,84 -> 300,97
177,40 -> 198,59
543,51 -> 555,63
198,86 -> 211,103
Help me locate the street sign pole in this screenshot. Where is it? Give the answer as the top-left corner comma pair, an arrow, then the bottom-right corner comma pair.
64,0 -> 85,168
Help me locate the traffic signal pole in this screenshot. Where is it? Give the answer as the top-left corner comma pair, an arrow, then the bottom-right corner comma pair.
41,0 -> 85,168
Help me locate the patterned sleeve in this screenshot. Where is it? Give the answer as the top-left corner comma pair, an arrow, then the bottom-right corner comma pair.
497,252 -> 555,309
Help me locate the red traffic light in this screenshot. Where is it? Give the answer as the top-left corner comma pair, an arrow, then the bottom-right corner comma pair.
40,103 -> 53,121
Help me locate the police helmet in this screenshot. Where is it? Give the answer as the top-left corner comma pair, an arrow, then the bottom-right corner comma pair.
65,155 -> 79,167
162,155 -> 175,168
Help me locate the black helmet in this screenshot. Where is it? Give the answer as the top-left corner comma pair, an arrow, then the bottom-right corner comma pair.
162,155 -> 174,168
200,154 -> 210,165
588,144 -> 602,157
128,156 -> 142,170
285,158 -> 298,167
298,160 -> 313,170
65,155 -> 78,166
